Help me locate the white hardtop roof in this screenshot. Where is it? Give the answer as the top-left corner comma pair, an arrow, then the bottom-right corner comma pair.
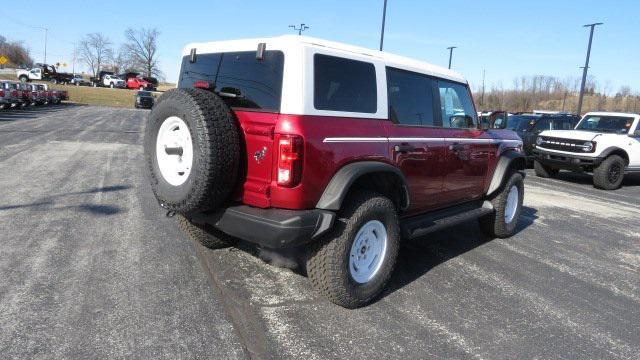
584,111 -> 640,118
183,35 -> 466,84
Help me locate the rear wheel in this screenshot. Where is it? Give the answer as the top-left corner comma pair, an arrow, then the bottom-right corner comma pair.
19,75 -> 28,83
534,160 -> 559,178
306,191 -> 400,308
110,83 -> 114,88
593,155 -> 625,190
479,172 -> 524,238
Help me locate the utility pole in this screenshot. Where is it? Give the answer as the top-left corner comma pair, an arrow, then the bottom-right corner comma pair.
289,23 -> 309,35
379,0 -> 388,51
34,26 -> 49,64
447,46 -> 457,69
577,22 -> 603,116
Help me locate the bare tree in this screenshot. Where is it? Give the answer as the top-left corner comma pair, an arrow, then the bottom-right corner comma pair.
123,28 -> 161,78
78,33 -> 113,76
112,45 -> 134,74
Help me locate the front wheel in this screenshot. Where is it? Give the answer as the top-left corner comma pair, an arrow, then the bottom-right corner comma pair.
479,172 -> 524,238
110,83 -> 114,88
306,191 -> 400,308
593,155 -> 625,190
534,160 -> 559,178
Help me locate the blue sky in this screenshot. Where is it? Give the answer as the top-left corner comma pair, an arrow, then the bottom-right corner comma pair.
2,0 -> 639,92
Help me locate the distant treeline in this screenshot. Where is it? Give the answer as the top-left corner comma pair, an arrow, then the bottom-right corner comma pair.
0,36 -> 33,68
473,75 -> 639,114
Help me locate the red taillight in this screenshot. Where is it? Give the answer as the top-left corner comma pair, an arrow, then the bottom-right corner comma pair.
277,135 -> 303,187
11,90 -> 18,97
193,81 -> 210,89
0,90 -> 4,97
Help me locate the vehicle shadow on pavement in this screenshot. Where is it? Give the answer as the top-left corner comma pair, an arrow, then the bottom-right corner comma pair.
382,206 -> 538,298
0,184 -> 130,215
556,171 -> 640,187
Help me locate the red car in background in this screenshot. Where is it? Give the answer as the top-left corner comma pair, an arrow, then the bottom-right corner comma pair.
126,76 -> 156,91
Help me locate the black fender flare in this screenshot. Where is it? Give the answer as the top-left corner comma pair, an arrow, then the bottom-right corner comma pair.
486,150 -> 526,196
597,147 -> 629,163
316,161 -> 409,211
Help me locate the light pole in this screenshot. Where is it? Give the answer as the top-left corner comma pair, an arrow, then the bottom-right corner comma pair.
289,23 -> 309,35
577,22 -> 603,116
379,0 -> 388,51
447,46 -> 457,69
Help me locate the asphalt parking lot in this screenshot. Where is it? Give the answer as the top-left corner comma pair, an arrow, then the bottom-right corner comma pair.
1,105 -> 639,359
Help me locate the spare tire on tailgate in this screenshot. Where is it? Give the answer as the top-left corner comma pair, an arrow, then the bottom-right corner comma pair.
144,88 -> 240,213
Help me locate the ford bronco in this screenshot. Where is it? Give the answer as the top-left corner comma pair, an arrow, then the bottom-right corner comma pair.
144,36 -> 526,308
533,112 -> 640,190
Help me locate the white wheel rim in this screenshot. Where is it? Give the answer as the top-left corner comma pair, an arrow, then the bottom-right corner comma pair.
155,116 -> 193,186
504,185 -> 519,224
349,220 -> 388,284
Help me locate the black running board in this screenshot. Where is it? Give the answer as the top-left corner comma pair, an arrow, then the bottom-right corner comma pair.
401,200 -> 494,239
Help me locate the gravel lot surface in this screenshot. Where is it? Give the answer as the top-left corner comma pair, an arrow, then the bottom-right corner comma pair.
1,105 -> 639,359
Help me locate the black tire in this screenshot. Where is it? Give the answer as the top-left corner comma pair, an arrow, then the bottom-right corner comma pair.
52,79 -> 58,84
110,83 -> 114,88
177,214 -> 236,249
534,160 -> 559,178
19,75 -> 28,83
593,155 -> 625,190
144,88 -> 240,214
479,172 -> 524,238
306,190 -> 400,308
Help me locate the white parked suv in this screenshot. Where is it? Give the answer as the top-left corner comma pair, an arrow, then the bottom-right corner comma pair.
103,74 -> 126,88
533,112 -> 640,189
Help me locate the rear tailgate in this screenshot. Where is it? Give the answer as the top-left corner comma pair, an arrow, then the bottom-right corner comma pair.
234,110 -> 278,208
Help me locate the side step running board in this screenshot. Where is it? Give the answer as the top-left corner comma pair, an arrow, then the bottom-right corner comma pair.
401,200 -> 494,239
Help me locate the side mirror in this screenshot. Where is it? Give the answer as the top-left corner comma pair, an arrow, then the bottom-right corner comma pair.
450,115 -> 474,128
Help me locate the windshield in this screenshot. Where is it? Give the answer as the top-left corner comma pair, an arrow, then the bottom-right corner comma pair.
575,115 -> 635,134
138,91 -> 151,96
504,115 -> 536,131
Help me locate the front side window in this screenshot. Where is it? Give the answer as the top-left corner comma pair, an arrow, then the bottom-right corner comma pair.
386,67 -> 436,126
314,54 -> 377,113
575,115 -> 635,134
437,80 -> 477,128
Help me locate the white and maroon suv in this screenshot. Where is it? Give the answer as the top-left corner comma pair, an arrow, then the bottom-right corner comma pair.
144,36 -> 525,308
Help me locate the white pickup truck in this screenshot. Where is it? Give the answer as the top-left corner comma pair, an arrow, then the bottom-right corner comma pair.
16,64 -> 73,84
533,112 -> 640,189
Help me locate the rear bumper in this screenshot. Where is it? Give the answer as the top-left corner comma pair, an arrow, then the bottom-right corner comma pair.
533,148 -> 603,169
195,205 -> 335,249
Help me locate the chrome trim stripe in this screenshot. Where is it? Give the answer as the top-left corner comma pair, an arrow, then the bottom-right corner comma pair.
322,137 -> 388,143
388,137 -> 442,142
323,137 -> 509,144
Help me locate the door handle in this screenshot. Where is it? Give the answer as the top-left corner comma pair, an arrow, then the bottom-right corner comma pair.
394,144 -> 415,153
449,143 -> 465,151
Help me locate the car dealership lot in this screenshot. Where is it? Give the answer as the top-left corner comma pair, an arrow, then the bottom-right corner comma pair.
0,106 -> 638,359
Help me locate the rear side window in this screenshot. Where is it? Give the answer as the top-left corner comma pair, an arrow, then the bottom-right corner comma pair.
178,51 -> 284,111
386,67 -> 437,126
314,54 -> 377,113
437,80 -> 477,128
